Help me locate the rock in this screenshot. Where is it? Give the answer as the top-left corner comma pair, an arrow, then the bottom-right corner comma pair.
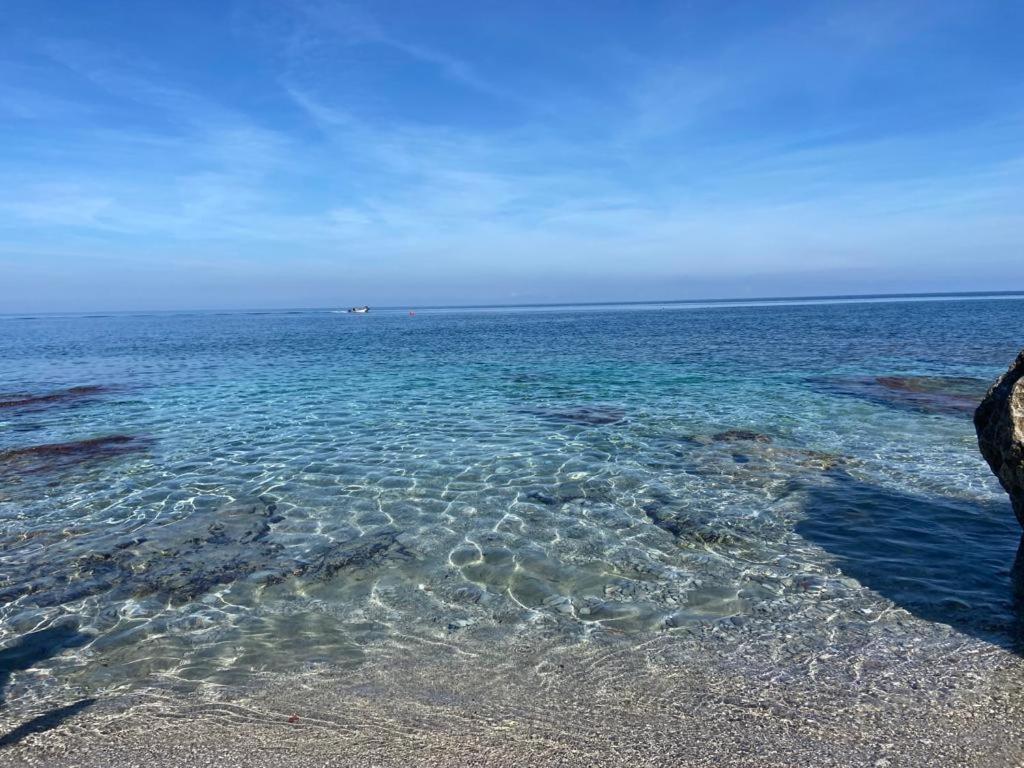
975,350 -> 1024,528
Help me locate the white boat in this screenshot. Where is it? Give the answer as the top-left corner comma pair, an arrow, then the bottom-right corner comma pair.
347,306 -> 370,314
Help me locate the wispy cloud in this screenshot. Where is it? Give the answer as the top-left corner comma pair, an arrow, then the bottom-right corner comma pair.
0,0 -> 1021,309
288,0 -> 510,100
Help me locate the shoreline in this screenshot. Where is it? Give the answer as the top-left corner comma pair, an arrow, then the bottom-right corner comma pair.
3,614 -> 1022,767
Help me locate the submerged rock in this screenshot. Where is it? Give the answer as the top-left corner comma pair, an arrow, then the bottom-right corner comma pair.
678,428 -> 848,474
711,430 -> 773,444
522,405 -> 626,425
681,430 -> 774,446
975,350 -> 1024,528
119,498 -> 281,600
294,530 -> 412,581
0,435 -> 152,476
0,497 -> 411,607
792,450 -> 848,472
0,497 -> 282,606
0,385 -> 114,411
811,375 -> 988,415
506,372 -> 547,384
641,505 -> 744,547
524,490 -> 584,507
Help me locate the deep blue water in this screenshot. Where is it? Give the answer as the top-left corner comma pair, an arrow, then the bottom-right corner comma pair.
1,297 -> 1022,699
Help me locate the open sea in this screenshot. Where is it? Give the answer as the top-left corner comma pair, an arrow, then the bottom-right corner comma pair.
2,295 -> 1023,708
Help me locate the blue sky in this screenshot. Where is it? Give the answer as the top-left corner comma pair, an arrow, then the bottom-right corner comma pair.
1,0 -> 1022,310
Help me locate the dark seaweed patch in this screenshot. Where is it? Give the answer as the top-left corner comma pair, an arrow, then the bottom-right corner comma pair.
522,405 -> 626,425
809,375 -> 987,415
0,385 -> 114,411
0,435 -> 152,476
507,372 -> 547,384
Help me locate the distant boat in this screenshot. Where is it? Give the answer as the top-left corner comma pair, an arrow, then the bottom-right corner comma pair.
346,306 -> 370,314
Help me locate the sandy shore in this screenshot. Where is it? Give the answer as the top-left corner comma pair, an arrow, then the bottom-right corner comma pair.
2,616 -> 1023,768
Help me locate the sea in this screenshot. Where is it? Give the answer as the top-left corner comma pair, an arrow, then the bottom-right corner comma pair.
1,294 -> 1023,707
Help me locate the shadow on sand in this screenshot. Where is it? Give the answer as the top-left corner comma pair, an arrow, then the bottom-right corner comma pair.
0,623 -> 96,747
0,698 -> 96,749
797,471 -> 1024,654
0,623 -> 92,705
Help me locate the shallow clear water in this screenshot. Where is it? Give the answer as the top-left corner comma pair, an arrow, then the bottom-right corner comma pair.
1,298 -> 1022,701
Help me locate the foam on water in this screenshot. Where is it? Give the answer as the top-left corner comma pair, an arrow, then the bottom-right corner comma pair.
0,298 -> 1022,704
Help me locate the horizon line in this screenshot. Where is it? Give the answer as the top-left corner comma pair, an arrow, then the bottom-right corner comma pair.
4,289 -> 1024,317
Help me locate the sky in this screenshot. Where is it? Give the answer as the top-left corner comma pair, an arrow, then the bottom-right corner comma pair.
1,0 -> 1022,311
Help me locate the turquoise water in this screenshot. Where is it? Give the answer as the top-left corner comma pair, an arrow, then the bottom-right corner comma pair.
1,297 -> 1022,701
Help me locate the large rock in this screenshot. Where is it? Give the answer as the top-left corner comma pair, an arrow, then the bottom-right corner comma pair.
975,350 -> 1024,528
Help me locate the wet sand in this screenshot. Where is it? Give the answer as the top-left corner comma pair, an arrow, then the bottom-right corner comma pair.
3,616 -> 1023,768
